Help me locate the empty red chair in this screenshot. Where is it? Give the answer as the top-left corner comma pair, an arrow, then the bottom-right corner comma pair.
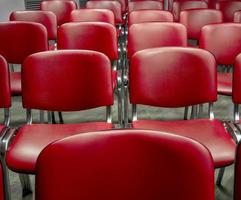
216,1 -> 241,22
36,129 -> 215,200
128,1 -> 164,12
234,140 -> 241,200
0,22 -> 48,96
70,9 -> 115,25
173,0 -> 208,21
89,0 -> 127,14
128,10 -> 174,26
234,10 -> 241,22
200,23 -> 241,96
41,0 -> 77,26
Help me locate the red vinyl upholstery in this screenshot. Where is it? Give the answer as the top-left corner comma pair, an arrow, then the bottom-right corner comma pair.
70,9 -> 115,25
128,10 -> 174,26
180,9 -> 222,40
234,10 -> 241,22
129,47 -> 236,167
233,54 -> 241,104
128,1 -> 163,12
234,141 -> 241,200
128,22 -> 187,58
6,50 -> 114,173
36,129 -> 215,200
0,22 -> 48,96
41,0 -> 77,26
216,1 -> 241,22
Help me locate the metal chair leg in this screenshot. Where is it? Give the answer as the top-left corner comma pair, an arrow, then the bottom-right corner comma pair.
58,112 -> 64,124
0,156 -> 11,200
39,110 -> 45,123
19,174 -> 32,197
216,167 -> 225,186
51,112 -> 56,124
117,87 -> 123,126
184,107 -> 189,120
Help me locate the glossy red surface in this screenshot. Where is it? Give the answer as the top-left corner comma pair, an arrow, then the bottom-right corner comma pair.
233,54 -> 241,103
217,1 -> 241,22
217,72 -> 232,96
128,1 -> 163,12
234,141 -> 241,200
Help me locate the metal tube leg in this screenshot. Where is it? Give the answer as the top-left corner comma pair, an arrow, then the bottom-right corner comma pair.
51,112 -> 56,124
19,174 -> 32,197
184,107 -> 189,120
190,105 -> 198,119
198,104 -> 203,117
124,84 -> 129,127
216,167 -> 225,186
39,110 -> 45,123
47,111 -> 52,124
58,112 -> 64,124
117,87 -> 123,126
1,157 -> 11,200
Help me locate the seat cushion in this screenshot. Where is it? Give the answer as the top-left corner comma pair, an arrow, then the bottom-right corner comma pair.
6,122 -> 113,173
132,119 -> 236,168
10,72 -> 21,96
217,72 -> 232,96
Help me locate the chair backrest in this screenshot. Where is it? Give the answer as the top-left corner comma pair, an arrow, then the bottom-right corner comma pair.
129,47 -> 217,107
70,9 -> 115,25
216,1 -> 241,22
180,9 -> 222,40
199,23 -> 241,65
22,50 -> 113,111
41,0 -> 77,26
234,10 -> 241,22
234,140 -> 241,200
173,0 -> 208,21
0,22 -> 48,64
128,10 -> 174,26
86,1 -> 123,24
58,22 -> 118,61
128,22 -> 187,58
88,0 -> 127,13
36,129 -> 215,200
128,1 -> 164,12
232,53 -> 241,105
10,11 -> 57,40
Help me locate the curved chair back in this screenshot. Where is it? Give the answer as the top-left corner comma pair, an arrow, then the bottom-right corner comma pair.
129,47 -> 217,107
234,10 -> 241,22
128,1 -> 163,12
216,1 -> 241,22
36,129 -> 215,200
128,22 -> 187,58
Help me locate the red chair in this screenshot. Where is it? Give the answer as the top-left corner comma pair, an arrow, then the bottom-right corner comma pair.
128,1 -> 164,12
234,10 -> 241,22
180,9 -> 222,45
4,50 -> 114,197
234,139 -> 241,200
199,23 -> 241,96
10,11 -> 57,50
128,10 -> 174,26
216,1 -> 241,22
40,0 -> 77,26
129,47 -> 236,185
173,0 -> 208,21
0,22 -> 48,96
36,129 -> 215,200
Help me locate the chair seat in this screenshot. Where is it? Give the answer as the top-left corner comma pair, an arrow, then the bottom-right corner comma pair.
132,119 -> 236,168
217,72 -> 232,96
10,72 -> 21,96
6,122 -> 113,173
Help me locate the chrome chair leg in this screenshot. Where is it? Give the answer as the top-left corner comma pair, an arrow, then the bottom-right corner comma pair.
58,112 -> 64,124
39,110 -> 45,123
0,156 -> 11,200
184,107 -> 189,120
19,174 -> 32,197
216,167 -> 225,186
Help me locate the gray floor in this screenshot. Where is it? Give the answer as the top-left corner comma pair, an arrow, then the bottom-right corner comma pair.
6,95 -> 235,200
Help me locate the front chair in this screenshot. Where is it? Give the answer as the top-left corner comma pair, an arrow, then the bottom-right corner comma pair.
128,1 -> 164,12
129,47 -> 236,186
234,140 -> 241,200
36,129 -> 215,200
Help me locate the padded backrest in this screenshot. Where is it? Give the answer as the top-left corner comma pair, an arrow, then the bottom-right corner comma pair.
128,1 -> 163,12
0,55 -> 11,108
199,23 -> 241,65
10,11 -> 57,40
128,22 -> 187,58
88,0 -> 127,13
86,1 -> 122,24
216,1 -> 241,22
234,10 -> 241,22
58,22 -> 118,61
36,129 -> 215,200
129,47 -> 217,107
180,9 -> 222,40
173,1 -> 208,21
128,10 -> 174,26
234,141 -> 241,200
232,53 -> 241,104
22,50 -> 113,111
0,22 -> 48,64
70,9 -> 115,25
41,0 -> 77,26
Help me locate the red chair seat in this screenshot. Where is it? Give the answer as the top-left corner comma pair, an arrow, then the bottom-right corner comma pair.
6,122 -> 113,173
132,119 -> 236,168
10,72 -> 21,96
217,72 -> 232,96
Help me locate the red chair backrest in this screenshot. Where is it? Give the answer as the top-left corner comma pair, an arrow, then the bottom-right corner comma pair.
173,0 -> 208,21
128,22 -> 187,58
216,1 -> 241,22
199,23 -> 241,65
58,22 -> 118,61
10,11 -> 57,40
129,47 -> 217,107
88,0 -> 127,13
234,140 -> 241,200
41,0 -> 77,26
70,9 -> 115,25
232,53 -> 241,104
86,1 -> 123,24
128,10 -> 174,26
0,22 -> 48,64
22,50 -> 113,111
36,129 -> 215,200
234,10 -> 241,22
180,8 -> 222,40
128,1 -> 164,12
